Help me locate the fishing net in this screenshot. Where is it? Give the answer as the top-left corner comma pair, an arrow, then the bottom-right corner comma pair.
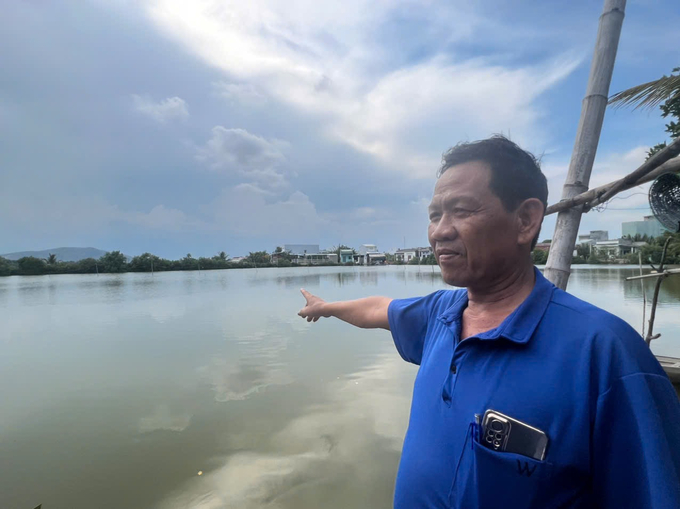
649,172 -> 680,233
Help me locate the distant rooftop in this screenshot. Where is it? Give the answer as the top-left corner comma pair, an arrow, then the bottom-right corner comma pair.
284,244 -> 320,255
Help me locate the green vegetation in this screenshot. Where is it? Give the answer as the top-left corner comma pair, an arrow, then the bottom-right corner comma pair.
531,250 -> 549,265
245,251 -> 271,265
100,251 -> 127,273
645,82 -> 679,159
530,232 -> 680,266
408,254 -> 437,265
17,256 -> 47,275
3,234 -> 677,277
0,257 -> 11,277
0,246 -> 342,276
0,251 -> 241,276
624,232 -> 680,265
609,66 -> 679,160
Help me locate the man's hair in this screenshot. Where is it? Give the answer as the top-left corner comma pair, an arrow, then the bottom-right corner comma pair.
438,135 -> 548,249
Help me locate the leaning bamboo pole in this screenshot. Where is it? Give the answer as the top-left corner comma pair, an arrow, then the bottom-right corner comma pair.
592,137 -> 680,206
544,0 -> 627,290
545,155 -> 680,216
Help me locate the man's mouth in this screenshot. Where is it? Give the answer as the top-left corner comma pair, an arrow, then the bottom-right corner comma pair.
436,249 -> 462,261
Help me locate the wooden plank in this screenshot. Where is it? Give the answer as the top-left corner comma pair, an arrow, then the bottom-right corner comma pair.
626,268 -> 680,281
657,356 -> 680,385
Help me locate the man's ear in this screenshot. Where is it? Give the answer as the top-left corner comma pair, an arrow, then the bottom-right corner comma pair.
516,198 -> 545,247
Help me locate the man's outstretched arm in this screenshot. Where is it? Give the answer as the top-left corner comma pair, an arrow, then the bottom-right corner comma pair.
297,288 -> 392,330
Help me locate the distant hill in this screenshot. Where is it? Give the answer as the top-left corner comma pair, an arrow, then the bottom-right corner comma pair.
0,247 -> 109,262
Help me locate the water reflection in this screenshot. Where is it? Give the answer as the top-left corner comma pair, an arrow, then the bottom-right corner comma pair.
200,318 -> 296,402
138,405 -> 192,433
157,354 -> 412,509
275,273 -> 323,289
359,270 -> 379,286
334,271 -> 358,287
0,266 -> 678,509
17,277 -> 51,306
623,272 -> 680,302
394,268 -> 443,285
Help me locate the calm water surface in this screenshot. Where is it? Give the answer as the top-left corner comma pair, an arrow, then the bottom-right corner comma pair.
1,266 -> 679,509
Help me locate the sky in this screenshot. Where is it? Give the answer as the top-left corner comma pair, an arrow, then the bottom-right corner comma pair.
1,0 -> 678,259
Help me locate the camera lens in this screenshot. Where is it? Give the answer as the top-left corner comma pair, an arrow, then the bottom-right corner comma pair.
490,420 -> 504,432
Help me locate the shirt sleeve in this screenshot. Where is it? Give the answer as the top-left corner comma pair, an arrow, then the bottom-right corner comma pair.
592,372 -> 680,508
388,291 -> 444,365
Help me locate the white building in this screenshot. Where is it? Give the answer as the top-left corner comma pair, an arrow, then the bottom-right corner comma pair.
279,244 -> 337,265
395,246 -> 433,263
593,238 -> 637,259
355,244 -> 386,265
395,248 -> 417,262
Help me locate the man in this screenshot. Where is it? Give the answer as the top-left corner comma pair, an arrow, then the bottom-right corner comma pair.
298,136 -> 680,508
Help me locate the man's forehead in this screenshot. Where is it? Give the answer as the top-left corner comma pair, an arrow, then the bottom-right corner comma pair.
432,161 -> 492,199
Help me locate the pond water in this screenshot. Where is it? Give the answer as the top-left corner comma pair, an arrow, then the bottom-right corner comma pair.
0,265 -> 678,509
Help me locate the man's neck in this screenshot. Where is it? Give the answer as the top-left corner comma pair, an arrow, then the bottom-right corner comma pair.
461,262 -> 536,337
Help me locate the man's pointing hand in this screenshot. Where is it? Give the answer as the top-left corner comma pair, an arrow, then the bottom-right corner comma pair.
298,288 -> 329,322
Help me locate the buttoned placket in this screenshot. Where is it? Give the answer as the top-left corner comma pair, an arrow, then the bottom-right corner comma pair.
442,318 -> 473,405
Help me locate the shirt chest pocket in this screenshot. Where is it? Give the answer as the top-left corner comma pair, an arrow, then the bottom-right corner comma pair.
449,424 -> 554,508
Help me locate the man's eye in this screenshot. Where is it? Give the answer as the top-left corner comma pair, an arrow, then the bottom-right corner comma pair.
429,214 -> 441,221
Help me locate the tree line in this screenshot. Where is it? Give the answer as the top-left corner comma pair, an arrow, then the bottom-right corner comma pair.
0,246 -> 358,276
3,233 -> 676,277
0,250 -> 283,276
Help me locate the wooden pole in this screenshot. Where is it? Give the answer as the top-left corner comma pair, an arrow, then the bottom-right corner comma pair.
645,237 -> 672,345
638,251 -> 646,337
544,0 -> 627,290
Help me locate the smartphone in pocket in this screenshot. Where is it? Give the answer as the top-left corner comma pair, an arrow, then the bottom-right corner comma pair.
481,409 -> 549,461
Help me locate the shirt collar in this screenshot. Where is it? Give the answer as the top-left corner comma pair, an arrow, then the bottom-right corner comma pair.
437,267 -> 555,344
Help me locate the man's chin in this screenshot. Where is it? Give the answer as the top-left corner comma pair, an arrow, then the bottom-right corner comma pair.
439,266 -> 468,288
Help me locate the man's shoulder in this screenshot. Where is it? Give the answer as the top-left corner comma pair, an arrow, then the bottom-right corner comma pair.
431,287 -> 467,312
544,287 -> 664,379
397,287 -> 466,308
389,288 -> 466,320
548,287 -> 635,336
435,287 -> 467,302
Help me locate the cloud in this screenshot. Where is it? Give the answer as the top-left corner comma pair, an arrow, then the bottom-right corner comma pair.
213,81 -> 267,106
143,0 -> 581,177
209,185 -> 328,237
132,94 -> 189,123
120,204 -> 202,232
332,56 -> 580,176
196,126 -> 293,195
196,126 -> 287,172
0,189 -> 203,236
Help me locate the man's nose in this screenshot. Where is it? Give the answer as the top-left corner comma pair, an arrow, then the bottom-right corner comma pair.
430,216 -> 458,240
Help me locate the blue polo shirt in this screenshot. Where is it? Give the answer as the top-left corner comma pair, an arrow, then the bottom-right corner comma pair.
388,268 -> 680,508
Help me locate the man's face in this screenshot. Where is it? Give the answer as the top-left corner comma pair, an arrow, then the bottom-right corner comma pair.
427,161 -> 522,288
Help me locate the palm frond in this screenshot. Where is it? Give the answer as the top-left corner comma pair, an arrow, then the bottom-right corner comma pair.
609,73 -> 680,110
